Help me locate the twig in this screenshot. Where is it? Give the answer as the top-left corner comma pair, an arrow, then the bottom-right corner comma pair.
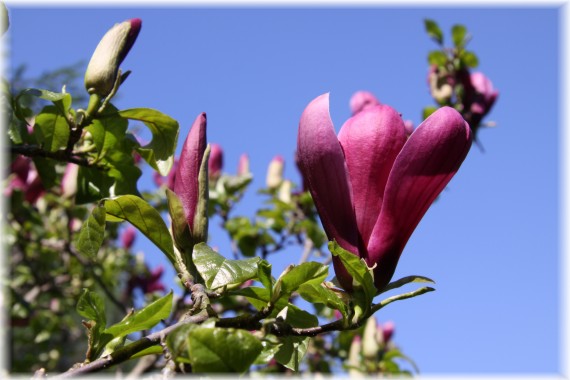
53,311 -> 210,379
10,144 -> 97,168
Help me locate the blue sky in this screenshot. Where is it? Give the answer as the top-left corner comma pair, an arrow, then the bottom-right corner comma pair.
6,4 -> 563,374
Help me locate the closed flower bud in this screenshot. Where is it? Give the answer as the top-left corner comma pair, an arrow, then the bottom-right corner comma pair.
84,18 -> 142,98
237,153 -> 250,176
362,317 -> 380,359
266,155 -> 284,189
278,179 -> 292,204
122,226 -> 137,250
61,163 -> 79,198
208,143 -> 224,181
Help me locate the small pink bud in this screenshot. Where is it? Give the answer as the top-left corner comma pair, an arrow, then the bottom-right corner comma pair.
382,321 -> 395,343
237,153 -> 250,176
350,90 -> 381,115
122,226 -> 137,249
208,143 -> 224,180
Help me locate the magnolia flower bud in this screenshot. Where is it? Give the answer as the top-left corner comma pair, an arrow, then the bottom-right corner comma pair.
61,163 -> 79,198
278,179 -> 292,203
347,335 -> 363,377
122,226 -> 137,250
266,155 -> 284,189
208,143 -> 224,181
84,18 -> 142,97
362,317 -> 380,359
237,153 -> 250,176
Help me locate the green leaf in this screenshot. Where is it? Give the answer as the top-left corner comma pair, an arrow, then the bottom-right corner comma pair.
76,205 -> 106,258
229,286 -> 271,310
254,337 -> 282,365
119,108 -> 179,176
34,105 -> 70,152
422,106 -> 438,121
380,275 -> 435,294
130,345 -> 164,360
103,195 -> 176,265
451,24 -> 467,47
424,19 -> 444,45
85,111 -> 128,163
193,243 -> 261,291
427,50 -> 448,66
461,50 -> 479,68
329,241 -> 376,311
104,291 -> 173,341
274,336 -> 310,371
272,262 -> 328,303
76,289 -> 106,328
76,165 -> 114,204
297,282 -> 349,320
257,260 -> 273,297
185,327 -> 262,373
18,88 -> 72,117
32,157 -> 58,189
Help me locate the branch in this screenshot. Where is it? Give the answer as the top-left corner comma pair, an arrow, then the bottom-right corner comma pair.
10,144 -> 100,168
370,286 -> 435,314
53,311 -> 210,379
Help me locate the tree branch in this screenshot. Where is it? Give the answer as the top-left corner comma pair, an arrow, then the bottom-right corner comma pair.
10,144 -> 100,168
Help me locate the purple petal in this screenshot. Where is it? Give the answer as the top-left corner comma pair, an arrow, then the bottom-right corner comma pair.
173,113 -> 207,233
368,106 -> 472,289
337,104 -> 407,253
297,93 -> 360,289
349,91 -> 381,115
208,143 -> 224,179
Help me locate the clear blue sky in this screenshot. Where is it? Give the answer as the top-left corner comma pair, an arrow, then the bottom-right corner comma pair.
6,4 -> 562,374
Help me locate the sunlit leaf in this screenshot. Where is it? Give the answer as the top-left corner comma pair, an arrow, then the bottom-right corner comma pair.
119,108 -> 179,176
103,195 -> 176,265
193,243 -> 260,290
424,19 -> 444,45
34,105 -> 70,152
182,326 -> 262,373
452,24 -> 467,47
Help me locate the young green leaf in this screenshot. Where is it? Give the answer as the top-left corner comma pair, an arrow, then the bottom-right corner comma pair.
34,106 -> 70,152
257,259 -> 273,296
329,241 -> 376,311
424,19 -> 444,45
185,327 -> 262,373
422,106 -> 438,121
103,195 -> 176,265
103,291 -> 173,341
451,24 -> 467,47
297,282 -> 349,321
193,243 -> 261,290
76,205 -> 106,258
18,88 -> 72,118
85,111 -> 129,163
427,50 -> 448,66
272,262 -> 328,303
76,289 -> 107,327
380,275 -> 436,294
274,336 -> 310,372
461,50 -> 479,68
119,108 -> 179,176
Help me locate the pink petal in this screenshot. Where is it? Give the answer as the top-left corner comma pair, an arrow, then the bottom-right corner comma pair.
368,106 -> 472,289
349,91 -> 381,115
297,93 -> 359,289
173,113 -> 207,233
337,104 -> 407,253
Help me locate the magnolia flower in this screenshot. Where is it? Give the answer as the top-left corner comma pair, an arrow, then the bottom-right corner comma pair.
266,155 -> 284,189
208,143 -> 224,181
122,226 -> 137,250
297,93 -> 472,291
237,153 -> 250,176
4,156 -> 45,204
84,18 -> 142,97
61,163 -> 79,198
127,265 -> 166,295
350,90 -> 381,115
173,113 -> 207,232
467,72 -> 498,117
380,321 -> 395,344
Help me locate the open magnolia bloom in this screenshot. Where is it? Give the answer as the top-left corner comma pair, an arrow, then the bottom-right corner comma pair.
297,93 -> 472,291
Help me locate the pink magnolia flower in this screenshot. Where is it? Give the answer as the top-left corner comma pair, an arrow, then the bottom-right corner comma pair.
127,265 -> 166,295
237,153 -> 250,176
208,143 -> 224,180
467,72 -> 498,117
85,18 -> 142,97
61,163 -> 79,198
349,90 -> 381,115
173,113 -> 207,232
4,156 -> 45,204
297,93 -> 472,291
381,321 -> 395,343
153,159 -> 178,190
122,226 -> 137,250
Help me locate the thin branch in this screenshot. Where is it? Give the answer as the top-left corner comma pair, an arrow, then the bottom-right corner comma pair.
53,311 -> 210,379
370,286 -> 435,315
10,144 -> 98,168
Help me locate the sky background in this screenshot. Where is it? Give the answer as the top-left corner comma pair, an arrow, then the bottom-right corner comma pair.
5,4 -> 563,375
